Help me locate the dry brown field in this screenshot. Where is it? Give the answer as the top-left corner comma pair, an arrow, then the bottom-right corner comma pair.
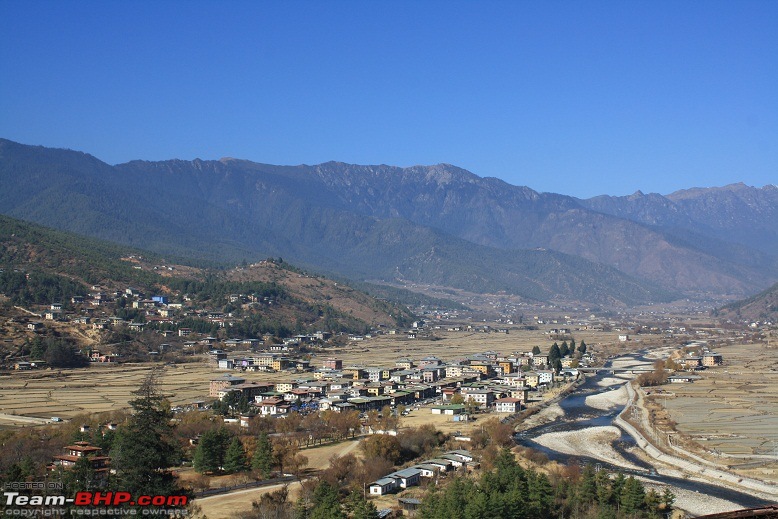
0,362 -> 292,425
660,341 -> 778,481
315,327 -> 620,367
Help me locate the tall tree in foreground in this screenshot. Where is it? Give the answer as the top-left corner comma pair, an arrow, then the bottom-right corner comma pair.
252,431 -> 274,478
110,369 -> 183,498
193,428 -> 233,474
223,437 -> 248,474
306,479 -> 344,519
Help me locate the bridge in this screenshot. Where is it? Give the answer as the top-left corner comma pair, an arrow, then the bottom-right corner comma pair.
577,367 -> 653,373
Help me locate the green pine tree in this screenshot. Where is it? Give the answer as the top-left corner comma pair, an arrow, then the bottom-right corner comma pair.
110,369 -> 184,499
60,455 -> 98,496
309,480 -> 344,519
193,428 -> 233,474
619,476 -> 646,514
252,431 -> 274,478
223,437 -> 248,474
611,472 -> 626,502
578,464 -> 597,505
347,492 -> 379,519
527,470 -> 553,518
595,469 -> 612,506
661,486 -> 676,511
549,343 -> 561,364
463,491 -> 489,519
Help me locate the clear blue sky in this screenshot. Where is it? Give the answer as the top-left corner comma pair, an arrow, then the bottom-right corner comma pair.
1,1 -> 776,198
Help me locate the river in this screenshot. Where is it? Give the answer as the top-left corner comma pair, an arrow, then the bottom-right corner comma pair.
514,353 -> 773,509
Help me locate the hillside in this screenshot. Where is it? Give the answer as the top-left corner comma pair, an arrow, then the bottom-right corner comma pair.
0,215 -> 414,338
0,213 -> 178,301
2,139 -> 776,303
716,282 -> 778,323
225,260 -> 415,328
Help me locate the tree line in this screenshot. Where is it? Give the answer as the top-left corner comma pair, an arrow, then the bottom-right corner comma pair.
418,448 -> 674,519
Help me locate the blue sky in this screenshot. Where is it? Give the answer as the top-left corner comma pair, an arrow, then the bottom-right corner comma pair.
1,1 -> 776,198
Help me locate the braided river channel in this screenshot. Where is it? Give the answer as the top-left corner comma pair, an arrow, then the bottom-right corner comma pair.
513,353 -> 774,509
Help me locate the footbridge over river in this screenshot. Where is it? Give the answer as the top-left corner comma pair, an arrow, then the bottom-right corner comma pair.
576,367 -> 654,374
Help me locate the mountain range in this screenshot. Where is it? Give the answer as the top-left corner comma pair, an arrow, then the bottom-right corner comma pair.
1,138 -> 776,306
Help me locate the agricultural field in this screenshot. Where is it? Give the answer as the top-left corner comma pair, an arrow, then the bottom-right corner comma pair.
0,363 -> 266,425
312,327 -> 620,368
660,341 -> 778,481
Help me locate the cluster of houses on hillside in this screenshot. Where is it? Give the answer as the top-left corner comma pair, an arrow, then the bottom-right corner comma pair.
12,284 -> 343,369
209,351 -> 583,419
24,288 -> 255,333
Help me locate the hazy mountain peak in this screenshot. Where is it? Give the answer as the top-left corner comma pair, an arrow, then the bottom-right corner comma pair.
667,182 -> 759,199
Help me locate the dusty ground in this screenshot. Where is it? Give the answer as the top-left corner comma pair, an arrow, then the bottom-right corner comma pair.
394,407 -> 473,436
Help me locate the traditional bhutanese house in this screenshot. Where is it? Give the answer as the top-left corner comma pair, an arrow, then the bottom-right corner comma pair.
209,374 -> 246,397
509,387 -> 530,402
679,356 -> 702,369
494,397 -> 522,413
257,397 -> 284,416
48,442 -> 110,484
